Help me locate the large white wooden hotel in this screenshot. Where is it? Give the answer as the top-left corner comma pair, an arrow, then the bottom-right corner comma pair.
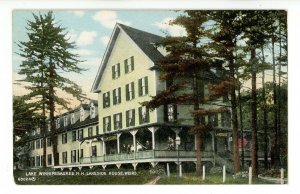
25,24 -> 267,171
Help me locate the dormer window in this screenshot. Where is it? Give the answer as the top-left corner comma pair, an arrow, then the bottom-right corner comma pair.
56,118 -> 60,129
64,116 -> 68,127
80,108 -> 85,122
71,113 -> 75,124
90,103 -> 96,119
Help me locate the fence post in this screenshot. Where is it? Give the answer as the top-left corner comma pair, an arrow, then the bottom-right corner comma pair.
223,165 -> 226,183
281,168 -> 284,184
202,165 -> 205,180
249,166 -> 252,184
179,163 -> 182,177
167,163 -> 170,177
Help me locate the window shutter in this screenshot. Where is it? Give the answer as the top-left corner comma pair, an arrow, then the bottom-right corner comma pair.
132,109 -> 135,126
107,92 -> 110,107
117,63 -> 120,77
113,89 -> 116,105
112,65 -> 115,79
174,104 -> 178,121
138,78 -> 142,96
131,82 -> 135,99
119,113 -> 122,129
131,56 -> 134,71
126,84 -> 129,101
146,107 -> 150,123
113,114 -> 116,130
145,76 -> 148,95
164,105 -> 168,122
125,59 -> 128,74
108,116 -> 111,131
103,118 -> 106,132
138,107 -> 142,124
118,87 -> 121,103
126,110 -> 129,127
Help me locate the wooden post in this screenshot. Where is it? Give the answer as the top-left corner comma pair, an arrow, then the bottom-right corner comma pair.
281,168 -> 284,184
223,165 -> 226,183
179,163 -> 182,177
167,163 -> 170,177
202,165 -> 205,180
249,166 -> 252,184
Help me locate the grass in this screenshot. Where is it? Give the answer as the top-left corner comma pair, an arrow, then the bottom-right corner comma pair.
14,168 -> 155,185
157,174 -> 276,185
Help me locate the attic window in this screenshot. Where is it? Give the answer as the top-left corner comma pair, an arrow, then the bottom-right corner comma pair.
80,108 -> 85,122
90,103 -> 96,119
56,118 -> 60,129
64,116 -> 68,127
125,56 -> 134,74
71,113 -> 75,124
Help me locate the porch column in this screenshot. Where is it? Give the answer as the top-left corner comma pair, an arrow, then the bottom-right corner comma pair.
117,133 -> 121,154
130,130 -> 138,152
101,138 -> 106,155
211,131 -> 216,166
148,127 -> 158,150
194,135 -> 197,150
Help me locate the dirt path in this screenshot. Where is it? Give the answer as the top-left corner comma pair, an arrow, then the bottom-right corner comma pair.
146,176 -> 161,185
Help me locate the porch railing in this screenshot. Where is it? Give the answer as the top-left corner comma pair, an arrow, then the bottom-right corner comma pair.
80,150 -> 212,164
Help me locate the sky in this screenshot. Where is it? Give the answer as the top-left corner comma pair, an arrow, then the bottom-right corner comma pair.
12,10 -> 185,108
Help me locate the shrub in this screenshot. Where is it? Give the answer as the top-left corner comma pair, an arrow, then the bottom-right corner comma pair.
149,164 -> 166,176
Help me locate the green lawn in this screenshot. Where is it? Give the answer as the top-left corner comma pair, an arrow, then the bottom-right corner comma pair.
157,174 -> 276,184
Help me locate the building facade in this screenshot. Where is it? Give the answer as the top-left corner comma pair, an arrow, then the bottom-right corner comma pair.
24,24 -> 267,171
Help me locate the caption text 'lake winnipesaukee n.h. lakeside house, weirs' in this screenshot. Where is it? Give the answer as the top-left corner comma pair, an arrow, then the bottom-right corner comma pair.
23,23 -> 268,171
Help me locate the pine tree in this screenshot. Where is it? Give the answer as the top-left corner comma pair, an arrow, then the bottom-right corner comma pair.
143,11 -> 228,177
17,11 -> 84,166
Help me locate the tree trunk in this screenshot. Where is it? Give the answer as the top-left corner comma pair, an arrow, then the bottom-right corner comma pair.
229,58 -> 240,173
261,47 -> 269,169
237,84 -> 245,169
49,59 -> 59,166
194,74 -> 202,177
41,73 -> 47,168
277,26 -> 282,166
271,35 -> 279,167
250,48 -> 258,176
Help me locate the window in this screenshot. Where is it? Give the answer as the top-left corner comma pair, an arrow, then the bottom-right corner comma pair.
92,146 -> 97,157
47,154 -> 52,166
31,157 -> 35,167
72,130 -> 77,142
90,104 -> 96,118
31,141 -> 35,150
62,152 -> 67,164
113,87 -> 121,105
126,82 -> 135,101
71,150 -> 77,163
36,128 -> 41,135
36,156 -> 41,167
88,127 -> 93,137
165,104 -> 177,122
103,116 -> 111,132
77,149 -> 83,162
47,137 -> 52,147
125,56 -> 134,73
64,116 -> 68,126
103,92 -> 110,108
126,109 -> 135,127
139,106 -> 149,124
56,118 -> 60,129
78,129 -> 83,141
36,140 -> 41,149
71,113 -> 75,124
47,124 -> 51,132
138,77 -> 148,96
112,63 -> 120,79
96,126 -> 99,135
221,112 -> 231,127
80,108 -> 85,122
62,133 -> 67,144
113,113 -> 122,130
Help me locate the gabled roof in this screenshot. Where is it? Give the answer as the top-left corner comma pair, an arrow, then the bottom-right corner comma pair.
91,23 -> 164,93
